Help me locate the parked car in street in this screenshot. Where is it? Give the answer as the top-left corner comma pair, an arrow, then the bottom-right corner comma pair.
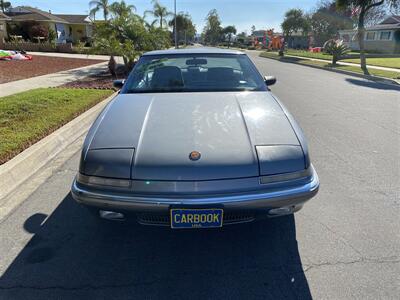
71,48 -> 319,228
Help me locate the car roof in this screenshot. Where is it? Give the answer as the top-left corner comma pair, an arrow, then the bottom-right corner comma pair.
142,47 -> 245,56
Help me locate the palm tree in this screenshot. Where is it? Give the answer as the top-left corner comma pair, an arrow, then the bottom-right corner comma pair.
324,39 -> 350,65
0,0 -> 11,12
145,0 -> 173,29
109,0 -> 135,19
89,6 -> 99,21
89,0 -> 110,21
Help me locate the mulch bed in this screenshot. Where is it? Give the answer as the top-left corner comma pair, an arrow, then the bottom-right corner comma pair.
60,69 -> 126,90
0,55 -> 106,84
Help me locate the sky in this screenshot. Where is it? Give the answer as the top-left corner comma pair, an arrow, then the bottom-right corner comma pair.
10,0 -> 319,33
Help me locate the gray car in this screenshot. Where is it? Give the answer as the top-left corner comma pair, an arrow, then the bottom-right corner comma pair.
71,48 -> 319,228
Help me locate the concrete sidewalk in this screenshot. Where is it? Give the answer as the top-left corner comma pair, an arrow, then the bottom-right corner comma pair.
0,61 -> 108,97
29,51 -> 124,64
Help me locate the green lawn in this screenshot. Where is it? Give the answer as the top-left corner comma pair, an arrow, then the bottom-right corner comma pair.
282,49 -> 400,69
260,51 -> 400,80
341,57 -> 400,69
0,88 -> 114,164
285,49 -> 333,60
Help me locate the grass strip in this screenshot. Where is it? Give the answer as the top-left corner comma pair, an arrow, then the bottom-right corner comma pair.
341,57 -> 400,69
0,88 -> 114,164
280,50 -> 400,69
260,52 -> 400,80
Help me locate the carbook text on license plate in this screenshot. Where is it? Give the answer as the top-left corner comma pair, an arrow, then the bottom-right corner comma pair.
170,209 -> 223,229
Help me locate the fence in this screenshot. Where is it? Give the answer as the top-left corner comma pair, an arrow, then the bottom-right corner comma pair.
0,41 -> 73,53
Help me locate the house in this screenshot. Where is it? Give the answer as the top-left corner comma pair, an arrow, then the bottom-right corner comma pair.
5,6 -> 93,44
339,15 -> 400,53
286,30 -> 309,49
0,12 -> 10,42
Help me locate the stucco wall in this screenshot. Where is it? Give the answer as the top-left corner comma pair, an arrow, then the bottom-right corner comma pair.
365,40 -> 397,53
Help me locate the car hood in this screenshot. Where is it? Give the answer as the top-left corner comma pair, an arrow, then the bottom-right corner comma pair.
86,92 -> 300,180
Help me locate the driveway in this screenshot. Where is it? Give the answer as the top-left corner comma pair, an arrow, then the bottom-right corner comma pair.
0,51 -> 399,299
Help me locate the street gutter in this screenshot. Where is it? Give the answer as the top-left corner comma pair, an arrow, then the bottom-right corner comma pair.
0,92 -> 117,221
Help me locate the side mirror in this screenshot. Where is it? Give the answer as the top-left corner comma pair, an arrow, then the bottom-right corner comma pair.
264,76 -> 277,86
113,79 -> 125,89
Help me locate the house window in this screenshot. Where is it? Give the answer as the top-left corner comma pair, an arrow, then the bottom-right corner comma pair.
365,32 -> 376,40
0,24 -> 4,31
379,31 -> 391,40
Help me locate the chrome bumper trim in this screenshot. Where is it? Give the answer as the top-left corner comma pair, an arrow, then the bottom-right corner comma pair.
71,166 -> 319,213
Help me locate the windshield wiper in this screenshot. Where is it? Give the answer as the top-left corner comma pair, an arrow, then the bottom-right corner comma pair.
125,88 -> 185,94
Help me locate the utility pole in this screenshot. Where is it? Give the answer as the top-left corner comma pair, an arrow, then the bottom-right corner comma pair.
174,0 -> 178,49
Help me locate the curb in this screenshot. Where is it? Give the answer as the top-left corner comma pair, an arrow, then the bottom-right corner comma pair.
0,92 -> 117,203
259,54 -> 400,87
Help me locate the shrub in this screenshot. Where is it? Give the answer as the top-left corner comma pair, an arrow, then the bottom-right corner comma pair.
324,39 -> 350,65
47,28 -> 57,42
28,24 -> 49,41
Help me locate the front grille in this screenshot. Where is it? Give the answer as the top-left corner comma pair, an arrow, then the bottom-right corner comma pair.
137,214 -> 170,226
223,212 -> 255,224
137,212 -> 255,226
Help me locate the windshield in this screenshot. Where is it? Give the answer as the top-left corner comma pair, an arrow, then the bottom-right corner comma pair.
122,54 -> 267,93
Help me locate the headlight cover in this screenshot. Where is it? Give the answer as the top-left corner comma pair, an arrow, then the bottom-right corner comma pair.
256,145 -> 306,175
79,148 -> 134,179
260,167 -> 312,184
77,173 -> 131,188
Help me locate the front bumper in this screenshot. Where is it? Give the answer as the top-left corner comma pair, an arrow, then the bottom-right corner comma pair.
71,166 -> 319,222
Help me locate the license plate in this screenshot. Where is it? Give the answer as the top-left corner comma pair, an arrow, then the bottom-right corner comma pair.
170,209 -> 223,229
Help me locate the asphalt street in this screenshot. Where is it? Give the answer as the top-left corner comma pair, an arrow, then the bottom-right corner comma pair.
0,51 -> 399,299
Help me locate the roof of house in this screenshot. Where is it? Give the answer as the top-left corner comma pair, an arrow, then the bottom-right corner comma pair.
54,14 -> 90,24
367,15 -> 400,30
339,15 -> 400,33
5,7 -> 91,24
6,6 -> 68,23
380,15 -> 400,25
367,23 -> 400,30
0,12 -> 11,20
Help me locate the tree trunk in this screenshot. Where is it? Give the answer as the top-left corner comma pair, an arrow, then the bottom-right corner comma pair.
357,7 -> 369,75
160,16 -> 163,29
332,55 -> 338,66
108,55 -> 116,78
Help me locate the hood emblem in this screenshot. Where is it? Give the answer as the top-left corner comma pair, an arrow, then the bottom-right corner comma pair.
189,151 -> 201,161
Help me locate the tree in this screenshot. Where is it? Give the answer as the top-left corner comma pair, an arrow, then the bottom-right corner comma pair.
109,0 -> 135,19
336,0 -> 399,75
169,12 -> 196,45
236,31 -> 247,44
281,9 -> 310,39
92,3 -> 170,73
145,0 -> 173,29
309,1 -> 353,46
363,1 -> 400,26
89,6 -> 100,21
223,25 -> 237,47
0,0 -> 11,12
202,9 -> 223,45
89,0 -> 110,21
251,25 -> 256,34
